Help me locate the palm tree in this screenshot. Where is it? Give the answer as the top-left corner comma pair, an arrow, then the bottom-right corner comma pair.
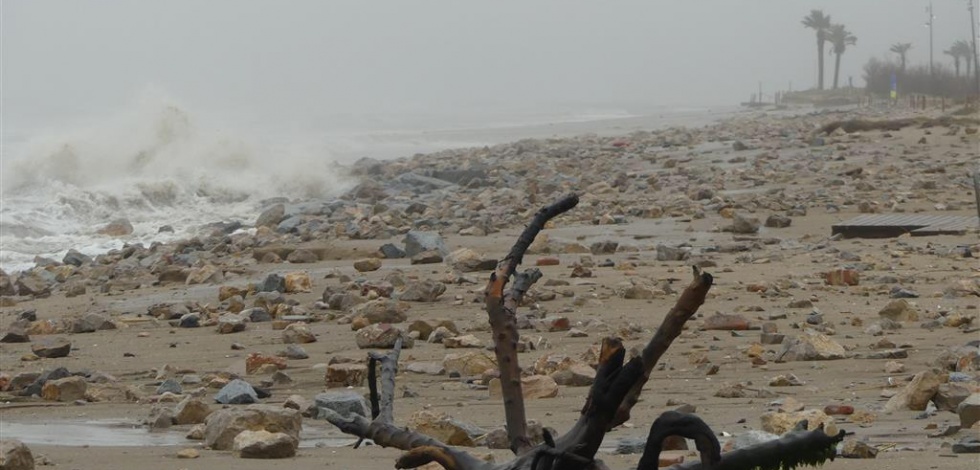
828,24 -> 857,89
945,45 -> 963,77
952,40 -> 974,78
889,42 -> 912,72
802,10 -> 832,90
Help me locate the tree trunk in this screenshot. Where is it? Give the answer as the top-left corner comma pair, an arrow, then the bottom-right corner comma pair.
817,38 -> 825,90
955,58 -> 961,77
900,55 -> 906,73
833,52 -> 841,89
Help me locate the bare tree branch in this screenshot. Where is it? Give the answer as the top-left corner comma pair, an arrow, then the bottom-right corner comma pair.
664,423 -> 846,470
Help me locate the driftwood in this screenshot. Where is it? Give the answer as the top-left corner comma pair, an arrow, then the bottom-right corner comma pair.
324,194 -> 846,470
818,115 -> 980,134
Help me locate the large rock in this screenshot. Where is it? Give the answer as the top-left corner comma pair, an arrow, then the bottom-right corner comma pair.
175,397 -> 212,425
957,393 -> 980,428
215,379 -> 259,405
351,300 -> 410,327
353,258 -> 383,273
325,363 -> 367,387
255,204 -> 286,228
731,215 -> 761,234
98,218 -> 134,236
355,324 -> 412,349
443,351 -> 497,376
760,410 -> 833,435
403,231 -> 448,257
62,249 -> 93,267
489,375 -> 559,399
31,337 -> 71,358
40,376 -> 87,402
778,331 -> 846,361
217,314 -> 247,334
399,280 -> 446,302
314,391 -> 369,418
407,410 -> 485,447
71,312 -> 114,334
884,369 -> 945,412
446,248 -> 496,273
0,440 -> 34,470
282,323 -> 316,344
550,363 -> 596,387
233,430 -> 298,459
283,272 -> 312,293
878,299 -> 917,322
0,325 -> 30,343
203,405 -> 302,451
14,274 -> 51,297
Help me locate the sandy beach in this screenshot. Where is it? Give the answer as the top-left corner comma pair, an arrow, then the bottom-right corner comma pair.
1,104 -> 979,470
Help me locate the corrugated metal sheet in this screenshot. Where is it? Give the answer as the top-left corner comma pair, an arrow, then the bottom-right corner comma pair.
831,214 -> 979,238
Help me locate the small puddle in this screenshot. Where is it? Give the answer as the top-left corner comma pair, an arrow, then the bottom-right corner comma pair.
1,420 -> 357,448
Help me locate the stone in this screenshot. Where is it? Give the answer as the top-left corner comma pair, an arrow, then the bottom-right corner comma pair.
283,272 -> 312,293
589,241 -> 618,255
233,430 -> 298,459
203,405 -> 301,450
177,448 -> 200,459
351,300 -> 410,326
884,369 -> 945,412
405,362 -> 446,375
0,440 -> 34,470
14,274 -> 51,298
325,363 -> 367,387
957,393 -> 980,429
443,334 -> 483,349
217,314 -> 247,334
149,406 -> 176,429
760,410 -> 833,435
407,319 -> 457,341
186,265 -> 224,285
0,325 -> 30,343
379,243 -> 406,259
934,383 -> 972,411
778,331 -> 846,361
399,280 -> 446,302
825,269 -> 859,286
286,249 -> 317,264
443,351 -> 497,376
403,231 -> 448,257
702,313 -> 750,331
243,307 -> 273,323
354,258 -> 382,272
31,337 -> 71,358
62,249 -> 92,267
884,361 -> 905,374
550,363 -> 596,387
952,436 -> 980,454
156,378 -> 182,395
355,324 -> 412,349
175,397 -> 212,425
446,248 -> 496,273
71,312 -> 113,333
731,215 -> 761,234
878,299 -> 917,322
407,410 -> 485,447
410,250 -> 443,265
40,376 -> 87,402
765,214 -> 792,228
246,353 -> 287,375
98,218 -> 134,236
280,344 -> 309,360
768,374 -> 804,387
489,375 -> 558,399
215,379 -> 259,405
314,391 -> 369,418
257,274 -> 286,293
282,323 -> 316,344
841,440 -> 878,459
255,204 -> 285,228
656,244 -> 689,261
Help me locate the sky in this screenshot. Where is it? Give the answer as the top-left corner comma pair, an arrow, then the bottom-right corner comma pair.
2,0 -> 977,132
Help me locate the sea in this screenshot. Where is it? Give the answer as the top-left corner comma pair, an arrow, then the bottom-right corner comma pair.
0,91 -> 736,275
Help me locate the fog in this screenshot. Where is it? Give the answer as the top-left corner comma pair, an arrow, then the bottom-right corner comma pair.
2,0 -> 977,132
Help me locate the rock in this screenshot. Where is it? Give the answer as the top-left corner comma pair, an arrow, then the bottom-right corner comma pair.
325,363 -> 367,387
410,250 -> 443,265
246,353 -> 287,375
952,436 -> 980,454
355,324 -> 412,349
62,249 -> 92,267
589,241 -> 618,255
98,218 -> 134,236
354,258 -> 383,272
443,351 -> 497,376
550,363 -> 596,387
286,249 -> 317,264
446,248 -> 496,273
314,391 -> 369,418
884,361 -> 905,374
884,369 -> 944,412
233,430 -> 298,459
399,280 -> 446,302
0,325 -> 30,343
203,405 -> 301,451
825,268 -> 859,286
31,337 -> 71,358
760,410 -> 833,435
403,231 -> 448,257
176,448 -> 200,459
215,379 -> 259,405
778,331 -> 846,361
407,319 -> 457,340
257,274 -> 286,293
71,312 -> 114,333
40,376 -> 87,402
731,215 -> 761,234
351,300 -> 410,326
282,323 -> 316,344
186,264 -> 224,285
14,274 -> 51,297
156,378 -> 183,395
443,334 -> 483,349
489,375 -> 558,399
732,140 -> 749,151
656,244 -> 689,261
255,204 -> 285,228
217,314 -> 247,334
878,299 -> 917,322
703,313 -> 750,331
841,440 -> 878,459
934,383 -> 972,411
283,272 -> 312,293
405,362 -> 446,375
957,393 -> 980,428
768,374 -> 804,387
280,344 -> 309,360
379,243 -> 406,259
765,214 -> 792,228
175,397 -> 212,425
0,440 -> 34,470
243,308 -> 272,323
407,410 -> 485,447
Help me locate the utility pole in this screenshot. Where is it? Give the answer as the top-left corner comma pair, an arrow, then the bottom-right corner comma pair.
969,0 -> 980,97
926,1 -> 936,76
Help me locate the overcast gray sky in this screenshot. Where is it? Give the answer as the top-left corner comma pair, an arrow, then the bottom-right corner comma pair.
2,0 -> 977,131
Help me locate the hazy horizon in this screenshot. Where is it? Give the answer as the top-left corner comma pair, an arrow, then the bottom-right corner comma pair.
3,0 -> 978,134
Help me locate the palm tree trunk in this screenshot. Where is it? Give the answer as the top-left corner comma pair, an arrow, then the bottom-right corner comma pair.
955,58 -> 961,77
817,39 -> 825,90
900,55 -> 906,73
833,52 -> 841,89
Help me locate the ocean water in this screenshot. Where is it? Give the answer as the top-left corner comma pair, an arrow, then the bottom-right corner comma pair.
0,92 -> 729,275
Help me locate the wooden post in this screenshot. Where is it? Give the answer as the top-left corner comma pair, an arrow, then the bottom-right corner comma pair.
973,169 -> 980,229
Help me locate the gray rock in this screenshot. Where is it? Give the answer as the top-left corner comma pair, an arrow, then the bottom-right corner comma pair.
178,313 -> 201,328
731,215 -> 761,234
217,314 -> 247,334
31,337 -> 71,358
314,391 -> 370,419
255,204 -> 285,228
280,344 -> 309,360
62,249 -> 93,267
952,436 -> 980,454
20,367 -> 70,397
71,312 -> 113,333
379,243 -> 406,259
656,244 -> 690,261
215,379 -> 259,404
957,393 -> 980,429
156,378 -> 183,395
764,214 -> 792,228
257,274 -> 285,293
403,231 -> 447,257
233,430 -> 298,459
204,405 -> 301,451
0,325 -> 30,343
399,280 -> 446,302
244,308 -> 273,323
0,439 -> 35,470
